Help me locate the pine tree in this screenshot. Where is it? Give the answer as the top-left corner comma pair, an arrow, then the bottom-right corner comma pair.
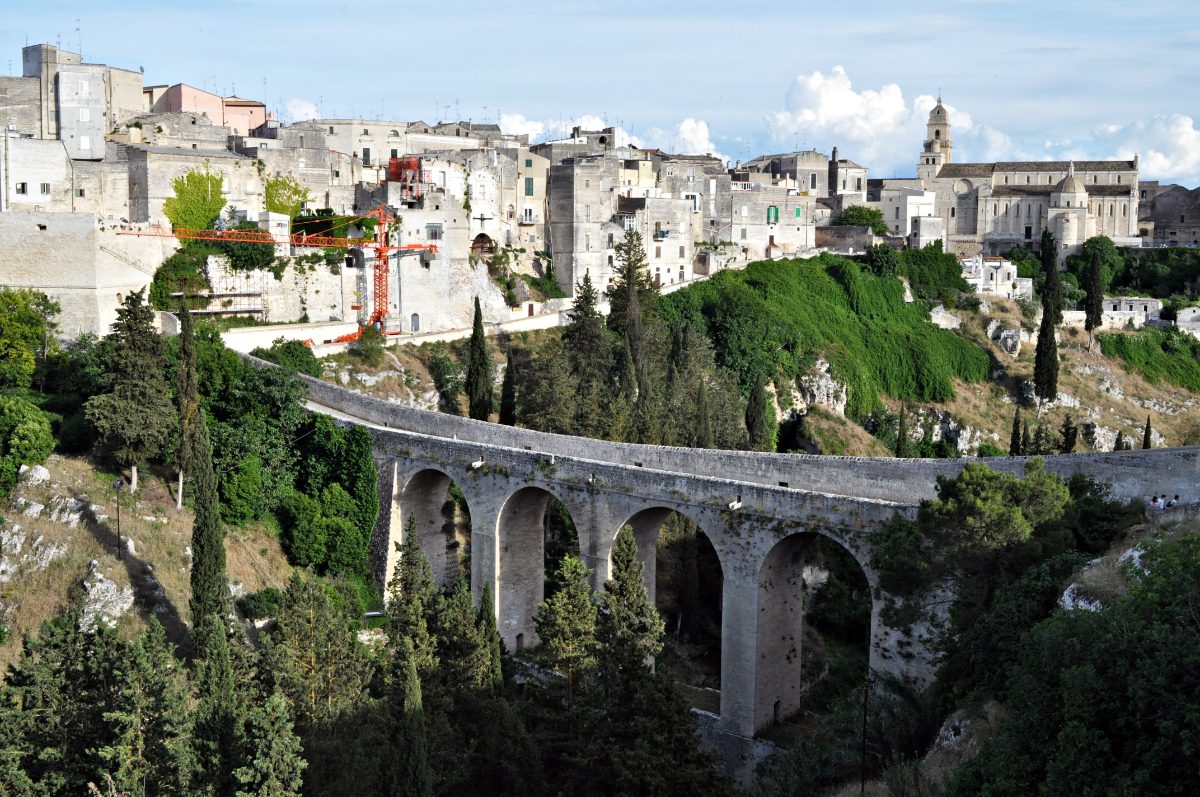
533,555 -> 597,706
84,288 -> 176,492
1039,229 -> 1063,326
1114,430 -> 1126,452
264,570 -> 374,734
896,406 -> 909,458
1033,307 -> 1059,404
464,297 -> 494,421
232,691 -> 305,797
498,349 -> 517,426
745,376 -> 772,451
1084,248 -> 1104,351
476,589 -> 504,693
565,273 -> 615,438
597,527 -> 665,670
380,639 -> 433,797
1060,415 -> 1079,453
1009,407 -> 1022,456
100,620 -> 193,797
432,580 -> 490,692
516,340 -> 577,435
176,302 -> 200,510
1143,415 -> 1153,449
189,404 -> 228,632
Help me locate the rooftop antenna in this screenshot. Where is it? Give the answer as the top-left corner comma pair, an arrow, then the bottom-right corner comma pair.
75,19 -> 81,60
455,98 -> 460,121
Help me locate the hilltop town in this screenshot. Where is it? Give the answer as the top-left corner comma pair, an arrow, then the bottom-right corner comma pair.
3,43 -> 1199,345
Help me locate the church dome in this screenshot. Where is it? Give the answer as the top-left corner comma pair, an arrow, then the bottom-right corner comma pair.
929,97 -> 948,123
1055,164 -> 1087,196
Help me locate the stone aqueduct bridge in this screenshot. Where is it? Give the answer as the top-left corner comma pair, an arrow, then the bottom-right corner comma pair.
273,359 -> 1199,739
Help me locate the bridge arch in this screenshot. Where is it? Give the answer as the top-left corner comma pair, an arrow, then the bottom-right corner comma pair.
395,467 -> 472,589
494,484 -> 581,652
754,530 -> 875,731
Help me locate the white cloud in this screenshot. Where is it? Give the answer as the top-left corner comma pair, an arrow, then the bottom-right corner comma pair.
499,112 -> 545,140
285,97 -> 318,122
673,118 -> 726,162
1086,114 -> 1200,184
765,66 -> 1023,175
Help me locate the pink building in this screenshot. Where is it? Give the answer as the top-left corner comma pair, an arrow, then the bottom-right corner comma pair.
147,83 -> 267,135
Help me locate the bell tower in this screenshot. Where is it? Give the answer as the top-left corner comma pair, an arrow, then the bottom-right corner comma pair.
917,96 -> 953,183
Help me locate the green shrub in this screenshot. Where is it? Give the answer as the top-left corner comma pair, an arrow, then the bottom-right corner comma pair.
351,325 -> 386,367
1098,328 -> 1200,392
149,247 -> 213,311
221,454 -> 265,525
237,586 -> 284,619
0,395 -> 54,493
977,442 -> 1006,457
251,338 -> 322,377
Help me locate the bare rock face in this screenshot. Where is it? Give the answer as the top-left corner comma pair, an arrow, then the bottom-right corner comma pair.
80,560 -> 135,631
985,320 -> 1021,358
930,305 -> 962,330
1083,423 -> 1118,452
17,464 -> 51,484
912,409 -> 986,455
798,359 -> 848,417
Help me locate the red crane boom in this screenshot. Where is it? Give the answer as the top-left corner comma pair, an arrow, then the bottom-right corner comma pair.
118,203 -> 436,330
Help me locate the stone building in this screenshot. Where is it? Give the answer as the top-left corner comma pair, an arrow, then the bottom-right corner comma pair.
887,97 -> 1141,263
144,83 -> 266,136
959,254 -> 1032,300
1136,181 -> 1200,246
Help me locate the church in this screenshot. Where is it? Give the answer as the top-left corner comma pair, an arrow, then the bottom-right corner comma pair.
872,98 -> 1142,263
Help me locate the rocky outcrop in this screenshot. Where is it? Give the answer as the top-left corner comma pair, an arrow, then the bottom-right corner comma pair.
798,359 -> 848,417
985,319 -> 1022,358
79,560 -> 135,630
930,305 -> 962,330
911,409 -> 992,456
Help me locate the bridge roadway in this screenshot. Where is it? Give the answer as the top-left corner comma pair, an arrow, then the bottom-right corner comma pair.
257,357 -> 1200,741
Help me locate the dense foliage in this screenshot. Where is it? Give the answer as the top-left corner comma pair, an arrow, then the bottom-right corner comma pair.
250,338 -> 322,378
162,167 -> 226,231
832,205 -> 889,236
1098,327 -> 1200,392
149,246 -> 214,311
264,175 -> 312,219
0,395 -> 54,493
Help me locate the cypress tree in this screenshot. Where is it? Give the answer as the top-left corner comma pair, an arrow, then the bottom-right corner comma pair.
189,404 -> 228,633
498,349 -> 517,426
1033,308 -> 1058,404
1009,407 -> 1022,456
190,613 -> 240,796
1143,415 -> 1153,449
533,555 -> 597,706
695,378 -> 714,449
745,376 -> 772,451
896,406 -> 909,458
1084,249 -> 1104,351
1021,421 -> 1031,456
464,297 -> 493,421
381,639 -> 433,797
176,302 -> 199,509
565,273 -> 614,438
1060,415 -> 1078,453
1040,229 -> 1063,326
1114,430 -> 1126,452
84,288 -> 176,493
476,589 -> 504,693
232,691 -> 305,797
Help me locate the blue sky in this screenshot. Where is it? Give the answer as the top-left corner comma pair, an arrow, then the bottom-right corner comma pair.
4,0 -> 1200,183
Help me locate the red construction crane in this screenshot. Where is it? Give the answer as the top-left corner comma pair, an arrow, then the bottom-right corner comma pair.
117,203 -> 437,333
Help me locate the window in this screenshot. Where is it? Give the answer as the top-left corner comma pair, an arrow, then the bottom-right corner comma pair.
584,205 -> 590,222
740,227 -> 747,240
585,235 -> 591,251
740,205 -> 748,218
391,148 -> 398,159
1141,190 -> 1147,199
686,166 -> 695,181
328,126 -> 334,134
14,182 -> 26,195
666,166 -> 675,177
607,233 -> 614,248
524,177 -> 534,197
584,179 -> 589,188
299,136 -> 304,148
809,173 -> 817,190
655,245 -> 661,258
856,177 -> 862,191
363,128 -> 369,134
767,206 -> 779,224
79,107 -> 89,122
426,223 -> 443,240
79,135 -> 90,151
74,188 -> 85,198
40,183 -> 50,195
525,158 -> 532,168
333,169 -> 340,178
362,147 -> 371,165
950,207 -> 956,218
895,207 -> 901,220
795,207 -> 803,218
410,313 -> 420,332
678,245 -> 685,258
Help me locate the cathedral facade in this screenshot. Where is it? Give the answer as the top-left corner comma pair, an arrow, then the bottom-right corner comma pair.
911,99 -> 1141,263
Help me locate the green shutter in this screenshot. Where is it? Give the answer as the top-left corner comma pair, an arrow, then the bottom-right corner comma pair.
524,177 -> 534,197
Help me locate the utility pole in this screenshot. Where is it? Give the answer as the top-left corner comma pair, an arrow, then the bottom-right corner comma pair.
112,477 -> 124,560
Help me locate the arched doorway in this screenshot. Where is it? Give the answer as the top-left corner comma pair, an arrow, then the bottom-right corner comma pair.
496,486 -> 578,651
471,233 -> 495,258
755,533 -> 871,731
397,469 -> 471,588
617,507 -> 723,708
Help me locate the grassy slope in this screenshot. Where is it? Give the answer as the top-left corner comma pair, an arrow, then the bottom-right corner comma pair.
0,455 -> 291,674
